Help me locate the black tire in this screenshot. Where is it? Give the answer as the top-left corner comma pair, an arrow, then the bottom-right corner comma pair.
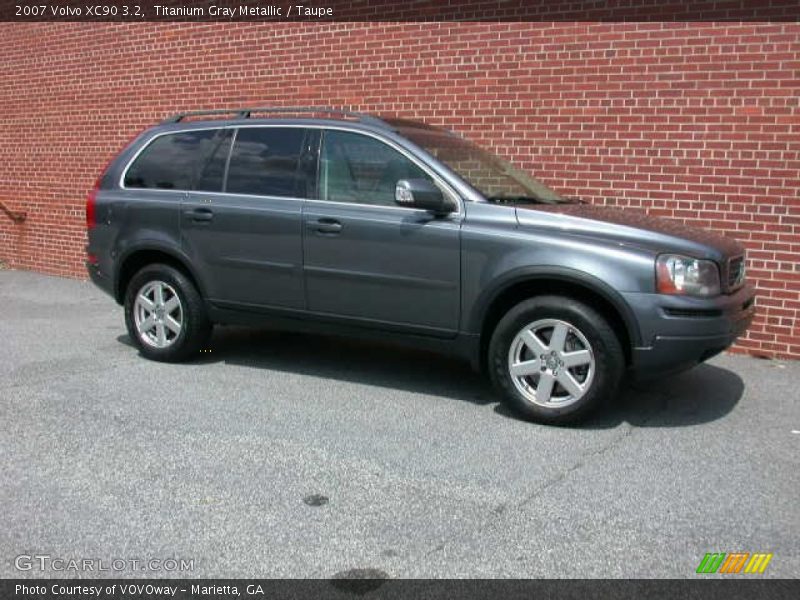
488,295 -> 624,425
124,263 -> 211,362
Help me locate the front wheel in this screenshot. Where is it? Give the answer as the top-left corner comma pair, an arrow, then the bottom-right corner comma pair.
124,263 -> 211,362
488,296 -> 624,425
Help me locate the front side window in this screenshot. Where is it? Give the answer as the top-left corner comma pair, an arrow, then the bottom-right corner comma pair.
124,130 -> 219,190
226,127 -> 314,198
319,130 -> 434,206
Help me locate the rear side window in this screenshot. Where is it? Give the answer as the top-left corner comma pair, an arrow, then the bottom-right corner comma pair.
124,130 -> 219,190
226,128 -> 313,198
195,129 -> 234,192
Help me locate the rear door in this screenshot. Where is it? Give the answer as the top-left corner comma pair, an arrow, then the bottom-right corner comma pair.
302,129 -> 462,335
181,126 -> 318,309
121,128 -> 221,275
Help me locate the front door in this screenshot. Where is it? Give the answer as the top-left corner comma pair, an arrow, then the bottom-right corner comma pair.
302,129 -> 461,335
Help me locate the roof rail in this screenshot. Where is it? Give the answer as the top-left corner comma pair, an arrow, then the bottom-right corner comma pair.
162,106 -> 389,128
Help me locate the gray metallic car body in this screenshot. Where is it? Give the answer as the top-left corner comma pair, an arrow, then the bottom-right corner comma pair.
87,116 -> 756,378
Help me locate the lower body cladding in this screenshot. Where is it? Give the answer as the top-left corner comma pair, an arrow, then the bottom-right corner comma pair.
88,258 -> 756,381
626,284 -> 756,379
86,260 -> 113,297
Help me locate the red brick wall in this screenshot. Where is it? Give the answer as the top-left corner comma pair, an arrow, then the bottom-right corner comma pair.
0,20 -> 798,358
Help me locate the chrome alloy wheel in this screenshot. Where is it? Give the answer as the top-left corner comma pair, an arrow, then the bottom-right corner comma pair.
507,319 -> 595,408
133,280 -> 183,349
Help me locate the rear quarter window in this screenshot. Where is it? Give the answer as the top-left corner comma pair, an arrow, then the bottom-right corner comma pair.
124,130 -> 220,190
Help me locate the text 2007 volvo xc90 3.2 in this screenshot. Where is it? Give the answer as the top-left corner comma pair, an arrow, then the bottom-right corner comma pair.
85,107 -> 756,424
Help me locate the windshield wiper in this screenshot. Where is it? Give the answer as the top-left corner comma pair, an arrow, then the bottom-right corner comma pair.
485,194 -> 555,205
486,194 -> 585,206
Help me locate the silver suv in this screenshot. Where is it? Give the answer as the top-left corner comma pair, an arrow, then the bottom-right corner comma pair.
86,107 -> 755,424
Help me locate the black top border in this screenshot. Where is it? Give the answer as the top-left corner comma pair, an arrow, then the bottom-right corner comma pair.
2,0 -> 799,22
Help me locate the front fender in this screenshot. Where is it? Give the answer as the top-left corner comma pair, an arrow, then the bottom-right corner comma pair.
464,265 -> 644,347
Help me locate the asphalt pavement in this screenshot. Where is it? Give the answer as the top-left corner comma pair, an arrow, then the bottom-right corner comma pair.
1,270 -> 798,578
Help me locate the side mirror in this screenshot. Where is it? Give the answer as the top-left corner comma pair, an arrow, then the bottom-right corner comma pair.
395,179 -> 454,215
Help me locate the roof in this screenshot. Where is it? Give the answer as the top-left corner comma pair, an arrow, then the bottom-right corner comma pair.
159,107 -> 450,136
163,107 -> 382,128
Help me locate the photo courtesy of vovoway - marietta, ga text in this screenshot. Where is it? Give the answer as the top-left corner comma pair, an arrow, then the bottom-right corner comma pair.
15,583 -> 260,598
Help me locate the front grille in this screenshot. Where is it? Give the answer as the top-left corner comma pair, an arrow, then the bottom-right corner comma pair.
726,255 -> 745,291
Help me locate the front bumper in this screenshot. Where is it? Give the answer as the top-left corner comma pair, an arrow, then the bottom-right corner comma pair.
626,284 -> 756,378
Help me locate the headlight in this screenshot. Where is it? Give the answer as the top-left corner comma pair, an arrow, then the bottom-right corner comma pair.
656,254 -> 720,297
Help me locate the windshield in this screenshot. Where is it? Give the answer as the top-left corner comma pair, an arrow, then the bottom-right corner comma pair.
397,127 -> 568,204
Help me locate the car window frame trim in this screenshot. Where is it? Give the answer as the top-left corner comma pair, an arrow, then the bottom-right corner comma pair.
118,123 -> 463,216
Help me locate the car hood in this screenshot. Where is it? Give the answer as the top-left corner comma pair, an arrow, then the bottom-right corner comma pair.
515,203 -> 743,260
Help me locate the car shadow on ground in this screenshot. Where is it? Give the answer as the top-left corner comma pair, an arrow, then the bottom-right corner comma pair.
118,326 -> 744,429
579,363 -> 744,429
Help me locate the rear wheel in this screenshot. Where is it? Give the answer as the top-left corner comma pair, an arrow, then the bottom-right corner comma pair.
124,264 -> 211,362
488,296 -> 624,424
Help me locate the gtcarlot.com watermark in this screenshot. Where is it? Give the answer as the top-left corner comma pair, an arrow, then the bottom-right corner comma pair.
15,554 -> 194,573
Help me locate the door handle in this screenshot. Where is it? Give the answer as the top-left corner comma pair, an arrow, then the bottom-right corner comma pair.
308,218 -> 342,234
184,208 -> 214,222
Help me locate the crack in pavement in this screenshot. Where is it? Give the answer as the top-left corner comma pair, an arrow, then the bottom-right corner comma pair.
413,386 -> 673,570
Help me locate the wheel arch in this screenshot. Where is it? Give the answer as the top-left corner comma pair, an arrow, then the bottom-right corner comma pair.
115,244 -> 206,305
473,268 -> 641,371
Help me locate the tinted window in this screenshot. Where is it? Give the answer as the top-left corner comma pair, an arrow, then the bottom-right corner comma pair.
124,130 -> 219,190
195,129 -> 233,192
319,130 -> 433,206
226,128 -> 312,197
